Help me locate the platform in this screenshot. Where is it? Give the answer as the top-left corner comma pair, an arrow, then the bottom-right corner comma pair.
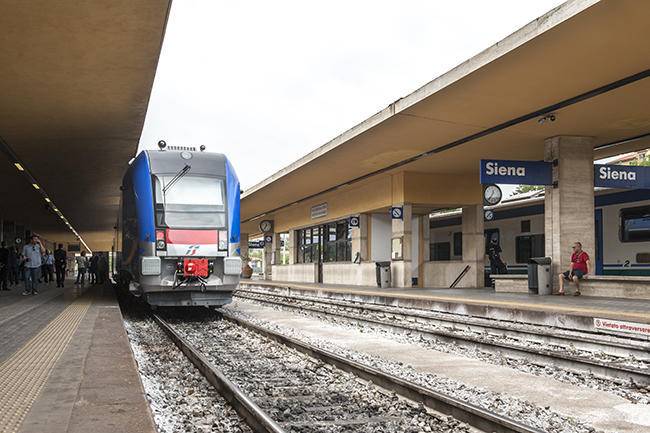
238,280 -> 650,337
0,282 -> 155,433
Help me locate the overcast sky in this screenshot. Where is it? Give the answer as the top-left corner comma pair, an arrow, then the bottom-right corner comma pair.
139,0 -> 565,192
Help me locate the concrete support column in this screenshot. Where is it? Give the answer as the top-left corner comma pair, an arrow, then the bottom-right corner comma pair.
391,204 -> 412,287
421,215 -> 430,263
351,214 -> 369,263
271,233 -> 282,265
462,205 -> 485,288
263,234 -> 273,280
544,136 -> 595,287
239,233 -> 249,259
288,230 -> 296,265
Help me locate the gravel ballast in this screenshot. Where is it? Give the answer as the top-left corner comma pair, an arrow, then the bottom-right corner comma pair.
123,309 -> 252,433
223,302 -> 608,433
167,311 -> 474,433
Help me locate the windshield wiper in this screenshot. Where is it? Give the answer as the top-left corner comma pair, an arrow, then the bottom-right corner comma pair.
163,164 -> 191,195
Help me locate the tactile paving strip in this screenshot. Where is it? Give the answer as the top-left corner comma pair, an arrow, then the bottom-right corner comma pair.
0,299 -> 90,433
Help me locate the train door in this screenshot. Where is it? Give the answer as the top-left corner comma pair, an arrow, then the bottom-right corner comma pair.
594,209 -> 604,275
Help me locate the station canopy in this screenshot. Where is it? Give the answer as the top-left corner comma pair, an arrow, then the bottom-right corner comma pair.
241,0 -> 650,234
0,0 -> 171,250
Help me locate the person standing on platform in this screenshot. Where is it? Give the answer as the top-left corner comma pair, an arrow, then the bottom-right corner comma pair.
89,253 -> 99,284
557,241 -> 591,296
8,245 -> 18,287
43,250 -> 55,284
75,251 -> 88,286
487,238 -> 507,273
96,253 -> 108,285
54,244 -> 67,288
0,241 -> 9,291
22,235 -> 45,295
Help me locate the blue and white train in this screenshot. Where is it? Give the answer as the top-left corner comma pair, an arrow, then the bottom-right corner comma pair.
429,188 -> 650,278
115,147 -> 241,307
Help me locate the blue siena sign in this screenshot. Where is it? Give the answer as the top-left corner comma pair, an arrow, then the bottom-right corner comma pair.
595,164 -> 650,189
480,159 -> 553,185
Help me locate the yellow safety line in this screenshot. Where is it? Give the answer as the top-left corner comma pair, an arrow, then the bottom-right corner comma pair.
0,299 -> 90,433
240,281 -> 650,323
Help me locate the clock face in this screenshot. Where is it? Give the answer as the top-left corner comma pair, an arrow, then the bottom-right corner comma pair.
484,185 -> 502,205
484,210 -> 494,221
259,220 -> 273,233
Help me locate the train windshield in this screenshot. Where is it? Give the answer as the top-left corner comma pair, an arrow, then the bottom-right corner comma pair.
154,175 -> 226,228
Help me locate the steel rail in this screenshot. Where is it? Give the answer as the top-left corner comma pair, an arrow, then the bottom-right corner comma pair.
236,287 -> 650,354
234,289 -> 650,385
151,314 -> 286,433
223,312 -> 545,433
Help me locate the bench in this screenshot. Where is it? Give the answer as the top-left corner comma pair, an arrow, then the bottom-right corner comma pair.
492,274 -> 650,300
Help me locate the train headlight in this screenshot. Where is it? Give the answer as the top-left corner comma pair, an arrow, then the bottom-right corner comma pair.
218,230 -> 228,251
156,230 -> 167,251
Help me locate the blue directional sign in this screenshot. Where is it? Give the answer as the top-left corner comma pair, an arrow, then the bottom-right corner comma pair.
480,159 -> 553,185
594,164 -> 650,189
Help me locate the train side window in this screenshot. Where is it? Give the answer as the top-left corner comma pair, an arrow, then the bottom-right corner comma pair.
620,206 -> 650,242
453,232 -> 462,256
431,242 -> 451,261
516,234 -> 544,263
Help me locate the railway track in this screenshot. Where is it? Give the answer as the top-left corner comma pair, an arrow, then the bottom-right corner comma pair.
233,287 -> 650,386
152,311 -> 546,433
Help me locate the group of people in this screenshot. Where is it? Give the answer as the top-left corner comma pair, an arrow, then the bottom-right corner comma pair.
0,234 -> 108,296
74,250 -> 108,286
487,236 -> 591,295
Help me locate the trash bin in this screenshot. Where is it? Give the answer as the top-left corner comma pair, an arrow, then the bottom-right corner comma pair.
528,257 -> 552,295
375,261 -> 391,288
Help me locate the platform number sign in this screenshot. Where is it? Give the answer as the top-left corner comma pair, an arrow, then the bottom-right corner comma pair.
391,206 -> 403,220
264,234 -> 273,244
349,216 -> 360,228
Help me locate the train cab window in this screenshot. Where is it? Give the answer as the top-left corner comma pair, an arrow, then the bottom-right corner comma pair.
515,234 -> 544,263
154,176 -> 226,229
431,242 -> 451,261
453,232 -> 462,257
620,206 -> 650,242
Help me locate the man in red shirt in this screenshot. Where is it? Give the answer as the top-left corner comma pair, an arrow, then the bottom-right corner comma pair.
557,241 -> 591,296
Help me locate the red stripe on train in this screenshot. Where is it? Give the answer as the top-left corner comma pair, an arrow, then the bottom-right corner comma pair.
166,229 -> 218,244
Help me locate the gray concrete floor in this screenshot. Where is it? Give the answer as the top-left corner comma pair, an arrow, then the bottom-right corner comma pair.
0,282 -> 156,433
232,299 -> 650,433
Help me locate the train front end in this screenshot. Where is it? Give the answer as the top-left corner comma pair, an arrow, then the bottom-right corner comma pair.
129,149 -> 241,307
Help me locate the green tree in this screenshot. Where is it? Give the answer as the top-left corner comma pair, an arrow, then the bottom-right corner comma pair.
629,155 -> 650,166
513,184 -> 544,195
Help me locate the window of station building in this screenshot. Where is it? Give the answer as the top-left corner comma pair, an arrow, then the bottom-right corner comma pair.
279,232 -> 290,265
296,219 -> 351,263
620,206 -> 650,243
431,242 -> 451,261
521,220 -> 531,233
452,232 -> 462,257
515,234 -> 544,263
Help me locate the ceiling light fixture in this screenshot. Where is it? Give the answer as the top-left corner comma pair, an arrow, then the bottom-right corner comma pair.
2,135 -> 92,253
